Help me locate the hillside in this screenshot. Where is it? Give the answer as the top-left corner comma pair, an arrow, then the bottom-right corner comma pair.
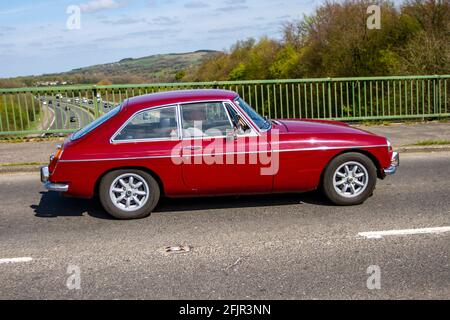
0,50 -> 221,88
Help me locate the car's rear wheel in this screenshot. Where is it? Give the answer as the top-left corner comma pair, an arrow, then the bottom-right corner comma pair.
322,152 -> 377,205
99,169 -> 160,219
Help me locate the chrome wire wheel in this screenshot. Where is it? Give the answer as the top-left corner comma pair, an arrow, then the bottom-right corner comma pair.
332,161 -> 369,198
109,173 -> 149,212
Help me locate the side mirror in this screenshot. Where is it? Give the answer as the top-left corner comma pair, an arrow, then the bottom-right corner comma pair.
236,115 -> 250,133
226,129 -> 237,141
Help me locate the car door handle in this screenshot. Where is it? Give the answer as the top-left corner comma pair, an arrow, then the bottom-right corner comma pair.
183,146 -> 202,150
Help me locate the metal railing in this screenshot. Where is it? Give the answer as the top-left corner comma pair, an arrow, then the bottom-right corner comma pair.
0,75 -> 448,136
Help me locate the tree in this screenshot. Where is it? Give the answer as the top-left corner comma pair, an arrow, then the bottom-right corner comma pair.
97,79 -> 113,86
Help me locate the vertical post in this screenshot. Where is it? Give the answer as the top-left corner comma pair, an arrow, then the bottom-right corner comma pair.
298,83 -> 302,118
422,80 -> 425,117
340,82 -> 343,118
334,82 -> 337,119
17,93 -> 24,131
328,79 -> 332,119
310,83 -> 314,118
255,85 -> 259,113
352,82 -> 355,118
3,94 -> 9,131
358,81 -> 361,117
304,84 -> 307,119
93,86 -> 99,118
364,82 -> 367,118
381,82 -> 385,118
24,93 -> 30,129
0,94 -> 3,131
433,78 -> 437,115
387,82 -> 390,116
316,83 -> 319,119
445,79 -> 448,115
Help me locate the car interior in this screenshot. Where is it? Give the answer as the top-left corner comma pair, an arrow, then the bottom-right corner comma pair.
181,103 -> 233,138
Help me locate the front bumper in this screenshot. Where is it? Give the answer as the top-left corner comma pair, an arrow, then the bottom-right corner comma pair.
40,166 -> 69,192
383,152 -> 399,175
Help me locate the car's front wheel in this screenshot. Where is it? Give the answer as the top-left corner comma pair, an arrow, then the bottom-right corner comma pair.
99,169 -> 160,219
322,152 -> 377,205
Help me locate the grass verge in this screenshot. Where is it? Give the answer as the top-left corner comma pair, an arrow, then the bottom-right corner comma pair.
0,162 -> 46,167
410,140 -> 450,146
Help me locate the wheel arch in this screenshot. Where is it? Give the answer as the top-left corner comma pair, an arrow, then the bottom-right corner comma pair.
319,148 -> 383,187
94,166 -> 165,197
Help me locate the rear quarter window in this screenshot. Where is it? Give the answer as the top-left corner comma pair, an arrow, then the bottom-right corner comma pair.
113,106 -> 179,141
71,105 -> 121,140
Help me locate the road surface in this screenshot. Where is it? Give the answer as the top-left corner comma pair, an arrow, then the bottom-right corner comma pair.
41,96 -> 114,133
0,152 -> 449,299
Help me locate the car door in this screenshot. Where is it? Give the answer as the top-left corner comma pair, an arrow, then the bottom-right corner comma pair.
111,105 -> 188,195
180,101 -> 273,195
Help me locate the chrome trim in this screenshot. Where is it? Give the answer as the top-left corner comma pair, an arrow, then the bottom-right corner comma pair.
58,144 -> 389,163
40,166 -> 49,183
386,138 -> 392,150
110,99 -> 231,144
110,99 -> 259,144
44,182 -> 69,192
384,151 -> 399,175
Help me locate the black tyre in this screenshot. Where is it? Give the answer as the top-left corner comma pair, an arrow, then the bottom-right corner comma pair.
322,152 -> 377,205
99,169 -> 160,220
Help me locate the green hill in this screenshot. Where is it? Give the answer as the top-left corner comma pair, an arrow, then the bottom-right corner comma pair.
0,50 -> 221,88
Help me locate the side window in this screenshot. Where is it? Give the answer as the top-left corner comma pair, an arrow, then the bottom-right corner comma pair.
114,106 -> 179,141
181,102 -> 233,138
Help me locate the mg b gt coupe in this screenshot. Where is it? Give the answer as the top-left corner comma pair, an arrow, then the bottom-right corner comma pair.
41,89 -> 399,219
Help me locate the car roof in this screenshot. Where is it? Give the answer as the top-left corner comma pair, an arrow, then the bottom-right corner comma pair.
124,89 -> 239,112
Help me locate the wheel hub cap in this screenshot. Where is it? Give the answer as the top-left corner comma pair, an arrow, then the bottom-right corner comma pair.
109,173 -> 150,212
332,161 -> 369,198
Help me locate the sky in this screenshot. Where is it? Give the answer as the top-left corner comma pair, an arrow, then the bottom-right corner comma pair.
0,0 -> 325,78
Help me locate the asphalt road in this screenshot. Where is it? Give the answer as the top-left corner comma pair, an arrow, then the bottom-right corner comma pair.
43,97 -> 113,132
46,102 -> 91,131
0,152 -> 449,299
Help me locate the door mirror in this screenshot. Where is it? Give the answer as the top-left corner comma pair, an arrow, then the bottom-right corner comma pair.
236,115 -> 250,132
226,129 -> 237,141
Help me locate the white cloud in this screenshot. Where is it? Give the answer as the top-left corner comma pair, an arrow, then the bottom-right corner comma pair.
79,0 -> 124,13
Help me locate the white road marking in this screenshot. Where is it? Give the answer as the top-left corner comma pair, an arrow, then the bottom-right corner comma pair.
0,257 -> 33,264
47,106 -> 56,130
359,226 -> 450,239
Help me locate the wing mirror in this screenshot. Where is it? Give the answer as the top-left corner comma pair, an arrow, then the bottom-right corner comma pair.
226,129 -> 237,141
236,115 -> 250,133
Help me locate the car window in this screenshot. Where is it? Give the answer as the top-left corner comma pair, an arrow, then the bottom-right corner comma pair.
114,106 -> 179,141
71,105 -> 121,140
181,102 -> 233,138
235,97 -> 271,131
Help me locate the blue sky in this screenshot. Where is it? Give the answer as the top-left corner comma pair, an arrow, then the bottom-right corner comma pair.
0,0 -> 403,78
0,0 -> 323,77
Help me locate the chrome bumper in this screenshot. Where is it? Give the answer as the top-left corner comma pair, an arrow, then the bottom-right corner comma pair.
40,166 -> 69,192
40,166 -> 49,182
384,152 -> 399,175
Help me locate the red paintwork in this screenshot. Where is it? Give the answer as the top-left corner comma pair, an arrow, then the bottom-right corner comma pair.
48,89 -> 392,198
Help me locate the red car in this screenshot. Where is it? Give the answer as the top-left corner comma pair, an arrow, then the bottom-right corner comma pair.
40,89 -> 399,220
